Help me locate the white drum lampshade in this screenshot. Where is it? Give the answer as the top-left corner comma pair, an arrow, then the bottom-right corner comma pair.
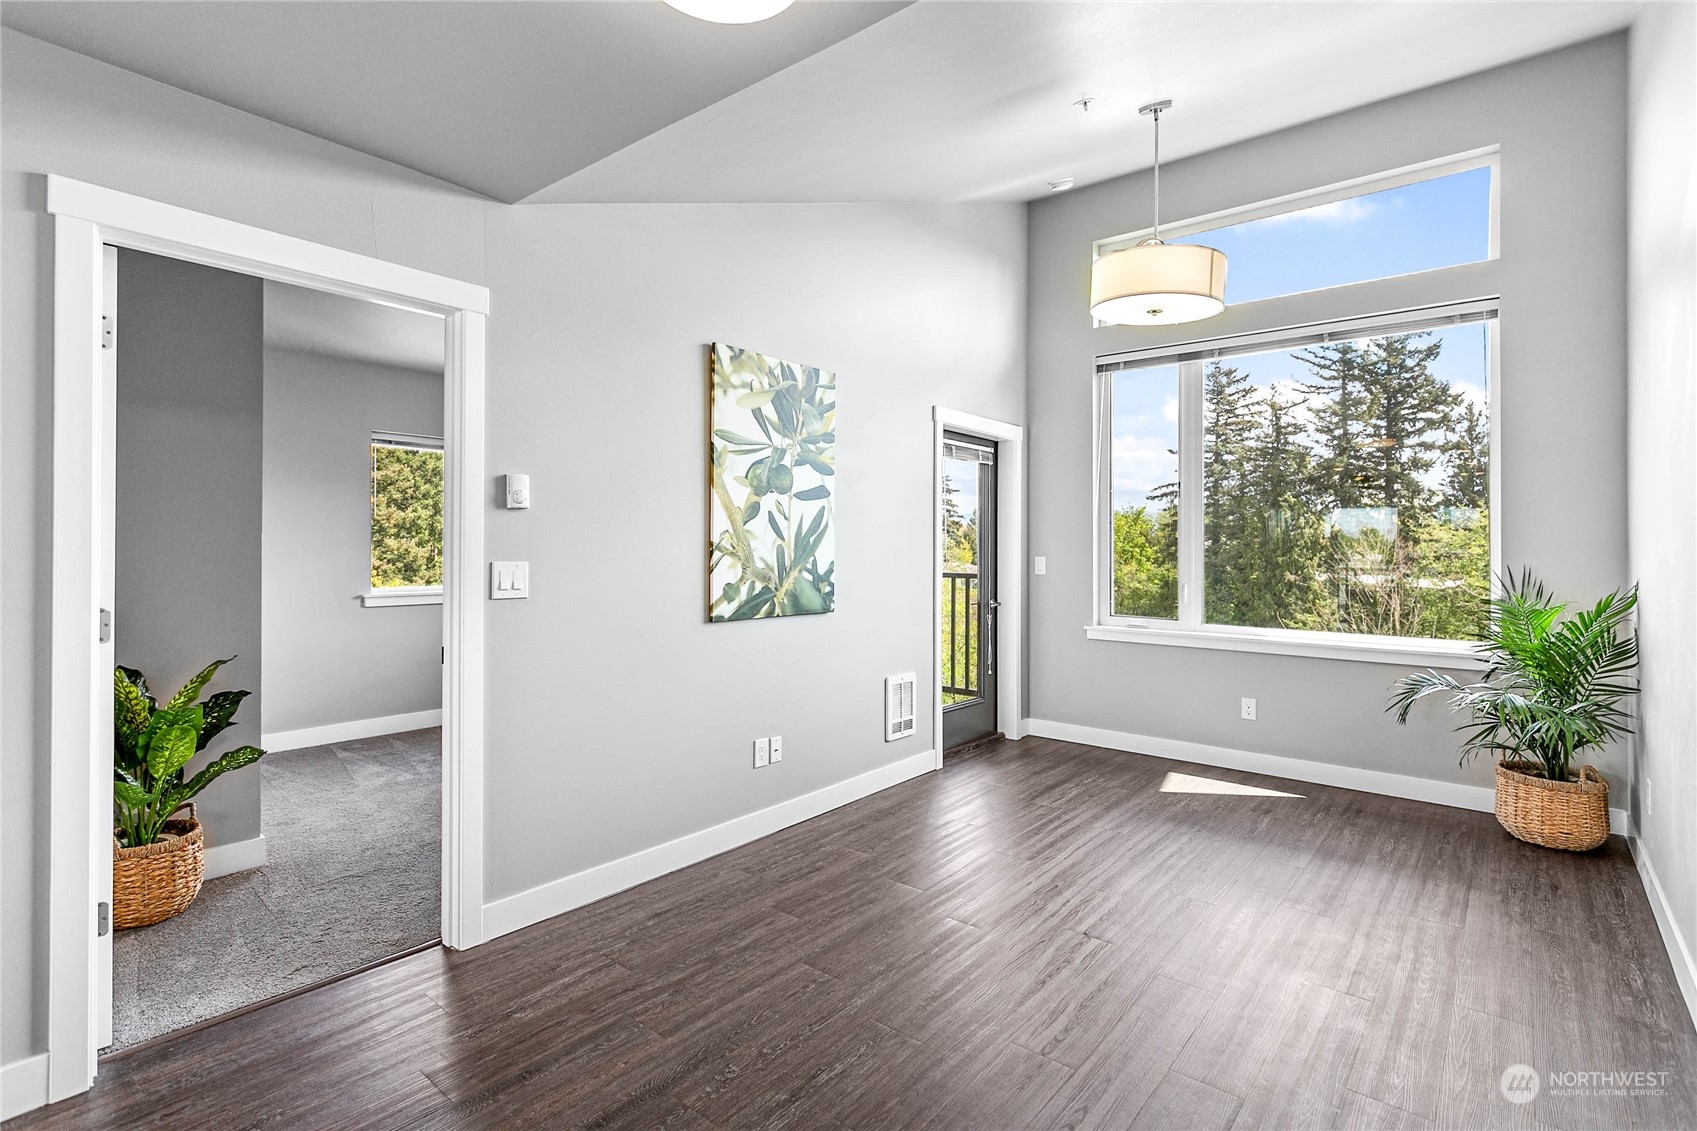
1090,240 -> 1228,326
663,0 -> 794,23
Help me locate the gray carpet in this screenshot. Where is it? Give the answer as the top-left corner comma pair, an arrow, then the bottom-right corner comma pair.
110,727 -> 441,1050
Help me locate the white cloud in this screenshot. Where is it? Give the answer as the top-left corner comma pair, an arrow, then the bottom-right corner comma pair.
1161,395 -> 1179,424
1256,196 -> 1378,229
1112,432 -> 1178,498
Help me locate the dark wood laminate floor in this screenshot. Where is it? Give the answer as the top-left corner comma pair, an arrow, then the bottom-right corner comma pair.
14,736 -> 1697,1130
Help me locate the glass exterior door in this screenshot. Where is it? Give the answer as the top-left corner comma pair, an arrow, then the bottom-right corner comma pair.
942,433 -> 997,749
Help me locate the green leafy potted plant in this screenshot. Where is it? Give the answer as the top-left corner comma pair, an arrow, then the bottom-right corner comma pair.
1388,571 -> 1638,851
113,658 -> 265,927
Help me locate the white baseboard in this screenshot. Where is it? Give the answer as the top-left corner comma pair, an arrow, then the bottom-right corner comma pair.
1,1053 -> 49,1121
1632,839 -> 1697,1028
1022,718 -> 1634,837
203,833 -> 267,879
262,708 -> 442,753
483,748 -> 937,942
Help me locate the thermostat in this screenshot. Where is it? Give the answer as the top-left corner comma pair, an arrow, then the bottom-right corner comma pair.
504,473 -> 530,509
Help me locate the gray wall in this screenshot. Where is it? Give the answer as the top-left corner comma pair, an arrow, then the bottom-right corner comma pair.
1024,35 -> 1630,793
114,250 -> 265,853
1627,2 -> 1697,999
480,203 -> 1026,899
262,341 -> 444,737
0,27 -> 1025,1060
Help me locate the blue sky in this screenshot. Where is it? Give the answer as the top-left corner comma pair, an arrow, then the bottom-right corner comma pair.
944,456 -> 983,542
1170,165 -> 1491,305
1113,167 -> 1492,511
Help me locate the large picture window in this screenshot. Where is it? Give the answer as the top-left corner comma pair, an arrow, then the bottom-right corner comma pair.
1098,304 -> 1496,656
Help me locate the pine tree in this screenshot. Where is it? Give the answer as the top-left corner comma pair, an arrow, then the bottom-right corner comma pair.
1201,363 -> 1263,626
1443,402 -> 1490,509
1296,340 -> 1374,510
1236,390 -> 1334,630
942,474 -> 976,568
1352,333 -> 1459,518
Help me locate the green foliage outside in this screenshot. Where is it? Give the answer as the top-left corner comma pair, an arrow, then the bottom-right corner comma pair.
113,659 -> 264,848
371,445 -> 444,588
942,474 -> 980,705
1114,332 -> 1491,640
1389,572 -> 1639,782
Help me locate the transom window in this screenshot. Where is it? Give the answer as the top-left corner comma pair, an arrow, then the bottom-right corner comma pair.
1096,152 -> 1496,309
1098,303 -> 1496,653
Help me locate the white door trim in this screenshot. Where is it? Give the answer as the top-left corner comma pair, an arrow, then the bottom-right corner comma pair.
932,408 -> 1026,768
44,175 -> 489,1103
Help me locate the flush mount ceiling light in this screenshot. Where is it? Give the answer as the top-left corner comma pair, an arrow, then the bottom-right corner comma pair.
1090,100 -> 1228,327
663,0 -> 794,23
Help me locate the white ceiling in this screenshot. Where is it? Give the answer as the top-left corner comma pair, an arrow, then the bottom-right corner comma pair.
0,0 -> 910,202
3,1 -> 1640,205
264,281 -> 444,375
537,0 -> 1642,203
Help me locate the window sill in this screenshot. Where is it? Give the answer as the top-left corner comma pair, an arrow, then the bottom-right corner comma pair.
362,587 -> 443,608
1084,623 -> 1485,668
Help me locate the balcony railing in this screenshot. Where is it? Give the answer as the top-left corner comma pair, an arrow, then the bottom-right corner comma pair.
943,570 -> 980,703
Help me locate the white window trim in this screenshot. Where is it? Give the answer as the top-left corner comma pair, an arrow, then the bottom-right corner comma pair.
1092,300 -> 1499,667
1084,623 -> 1485,668
373,429 -> 444,451
362,585 -> 443,607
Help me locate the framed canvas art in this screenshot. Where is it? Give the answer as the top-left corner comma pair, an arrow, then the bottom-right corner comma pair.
708,342 -> 836,620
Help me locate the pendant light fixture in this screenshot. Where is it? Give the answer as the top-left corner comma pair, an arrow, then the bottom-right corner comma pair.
663,0 -> 794,23
1090,100 -> 1228,327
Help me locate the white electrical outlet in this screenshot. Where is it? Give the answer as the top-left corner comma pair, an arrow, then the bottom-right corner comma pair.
753,737 -> 770,768
1241,697 -> 1257,721
770,735 -> 783,762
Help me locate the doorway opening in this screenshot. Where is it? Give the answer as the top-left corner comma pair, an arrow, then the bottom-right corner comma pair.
941,433 -> 999,751
48,174 -> 487,1103
103,256 -> 448,1052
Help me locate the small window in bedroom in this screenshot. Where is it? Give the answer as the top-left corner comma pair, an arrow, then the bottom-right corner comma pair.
366,431 -> 444,603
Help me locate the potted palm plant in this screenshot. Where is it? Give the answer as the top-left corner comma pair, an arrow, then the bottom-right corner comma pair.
1389,571 -> 1638,852
113,658 -> 265,927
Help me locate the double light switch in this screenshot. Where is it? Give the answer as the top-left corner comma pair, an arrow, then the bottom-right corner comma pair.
490,561 -> 529,599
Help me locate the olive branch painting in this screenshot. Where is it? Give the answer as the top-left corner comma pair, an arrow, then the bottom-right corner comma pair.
709,342 -> 836,621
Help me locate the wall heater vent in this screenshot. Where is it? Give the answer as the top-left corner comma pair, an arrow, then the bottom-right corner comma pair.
885,672 -> 916,741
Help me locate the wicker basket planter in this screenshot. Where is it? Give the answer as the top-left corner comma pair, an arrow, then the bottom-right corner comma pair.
113,804 -> 205,928
1495,761 -> 1610,852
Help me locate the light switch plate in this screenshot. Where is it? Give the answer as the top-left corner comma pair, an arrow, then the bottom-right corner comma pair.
1035,556 -> 1047,575
490,561 -> 529,599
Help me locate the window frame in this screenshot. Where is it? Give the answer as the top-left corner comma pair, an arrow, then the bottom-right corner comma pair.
1091,299 -> 1501,667
1093,148 -> 1501,309
362,429 -> 446,607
